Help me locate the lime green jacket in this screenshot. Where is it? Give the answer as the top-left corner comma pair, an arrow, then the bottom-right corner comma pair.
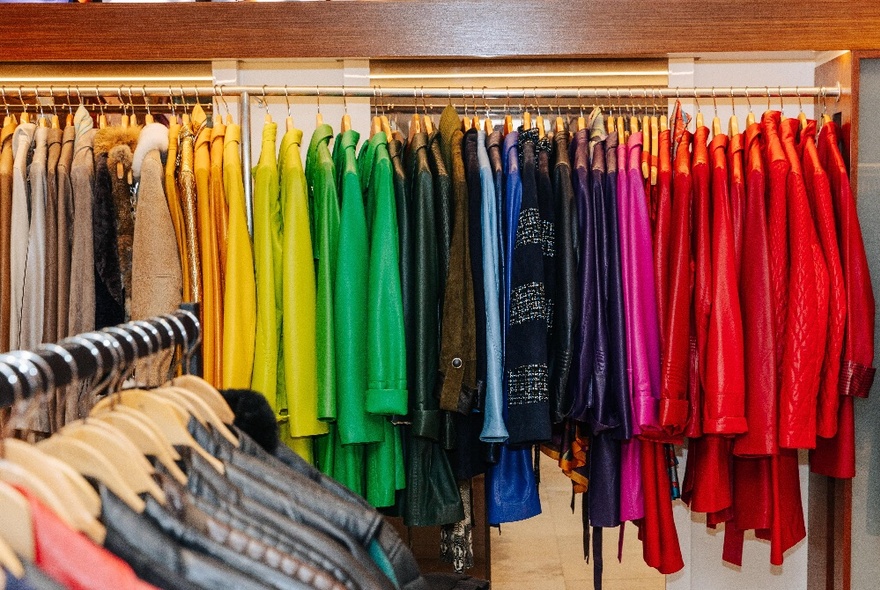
251,122 -> 283,417
280,127 -> 328,439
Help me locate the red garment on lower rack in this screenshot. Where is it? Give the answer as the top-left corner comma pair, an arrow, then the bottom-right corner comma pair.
13,485 -> 158,590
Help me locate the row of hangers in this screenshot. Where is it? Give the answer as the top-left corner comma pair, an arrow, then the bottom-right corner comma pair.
0,311 -> 236,585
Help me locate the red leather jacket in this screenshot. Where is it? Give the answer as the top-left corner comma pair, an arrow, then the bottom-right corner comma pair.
689,126 -> 711,438
728,132 -> 746,277
659,130 -> 692,437
778,116 -> 829,449
801,120 -> 846,439
705,133 -> 747,434
734,122 -> 778,457
820,122 -> 875,398
812,121 -> 876,479
653,128 -> 672,347
762,112 -> 790,390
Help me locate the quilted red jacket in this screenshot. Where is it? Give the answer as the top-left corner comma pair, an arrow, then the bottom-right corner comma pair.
812,121 -> 875,479
801,120 -> 846,439
762,112 -> 790,391
778,116 -> 829,449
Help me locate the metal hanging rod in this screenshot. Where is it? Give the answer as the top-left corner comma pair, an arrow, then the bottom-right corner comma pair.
0,84 -> 845,100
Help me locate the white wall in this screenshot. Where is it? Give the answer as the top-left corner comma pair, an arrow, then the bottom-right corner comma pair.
666,55 -> 817,590
212,59 -> 372,164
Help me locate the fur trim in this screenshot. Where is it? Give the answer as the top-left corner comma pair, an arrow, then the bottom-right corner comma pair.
107,144 -> 133,172
132,123 -> 170,180
93,125 -> 140,156
220,389 -> 281,454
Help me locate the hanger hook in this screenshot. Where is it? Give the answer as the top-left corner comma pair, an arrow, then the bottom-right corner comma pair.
17,86 -> 27,115
766,85 -> 771,111
1,88 -> 8,119
95,87 -> 104,116
796,86 -> 803,113
535,87 -> 541,118
282,86 -> 291,119
342,85 -> 348,114
745,88 -> 751,113
693,88 -> 700,114
711,87 -> 718,115
142,86 -> 151,118
779,85 -> 784,112
315,85 -> 321,114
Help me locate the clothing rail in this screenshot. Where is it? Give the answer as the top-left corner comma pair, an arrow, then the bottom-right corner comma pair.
0,82 -> 844,236
0,84 -> 846,100
0,307 -> 201,410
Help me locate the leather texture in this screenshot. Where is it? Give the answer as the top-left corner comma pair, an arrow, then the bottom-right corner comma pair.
549,129 -> 576,424
800,120 -> 846,439
812,120 -> 876,479
222,122 -> 257,389
778,116 -> 828,449
251,122 -> 284,420
308,124 -> 340,422
335,128 -> 383,443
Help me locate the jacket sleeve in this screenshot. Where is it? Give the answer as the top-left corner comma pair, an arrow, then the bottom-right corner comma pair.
366,150 -> 408,417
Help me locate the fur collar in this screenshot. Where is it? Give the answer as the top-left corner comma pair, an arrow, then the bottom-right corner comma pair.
132,123 -> 169,180
93,125 -> 140,156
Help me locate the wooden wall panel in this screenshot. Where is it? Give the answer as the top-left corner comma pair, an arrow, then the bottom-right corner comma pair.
1,1 -> 879,61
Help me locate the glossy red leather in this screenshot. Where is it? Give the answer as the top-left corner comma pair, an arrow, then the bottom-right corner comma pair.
778,116 -> 829,449
801,120 -> 846,439
704,133 -> 746,434
659,130 -> 692,437
734,122 -> 778,458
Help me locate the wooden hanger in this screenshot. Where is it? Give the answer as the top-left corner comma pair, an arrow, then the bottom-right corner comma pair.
660,114 -> 668,133
37,436 -> 146,514
370,116 -> 382,138
0,534 -> 24,580
484,116 -> 494,136
629,115 -> 639,136
729,112 -> 740,137
92,409 -> 188,485
577,113 -> 586,132
641,115 -> 651,179
60,421 -> 165,503
316,112 -> 323,127
0,458 -> 76,529
2,439 -> 105,543
166,386 -> 238,444
606,112 -> 615,134
555,115 -> 566,134
503,113 -> 513,135
535,113 -> 545,138
822,113 -> 832,126
130,112 -> 138,127
523,111 -> 532,131
38,115 -> 47,128
19,111 -> 29,125
51,114 -> 60,129
341,113 -> 352,133
409,113 -> 421,142
470,114 -> 480,131
0,480 -> 33,562
93,389 -> 225,473
380,115 -> 392,139
650,115 -> 659,185
422,114 -> 434,134
170,374 -> 235,424
121,112 -> 129,129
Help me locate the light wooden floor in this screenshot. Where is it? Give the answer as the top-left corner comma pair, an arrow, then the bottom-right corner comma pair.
490,456 -> 666,590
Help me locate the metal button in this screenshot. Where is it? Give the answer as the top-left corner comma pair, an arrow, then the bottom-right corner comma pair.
452,357 -> 463,369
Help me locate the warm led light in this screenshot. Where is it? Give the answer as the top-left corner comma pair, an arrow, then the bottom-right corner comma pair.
369,71 -> 668,80
0,76 -> 213,83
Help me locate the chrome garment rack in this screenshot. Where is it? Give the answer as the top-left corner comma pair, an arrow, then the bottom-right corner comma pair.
0,308 -> 201,410
0,83 -> 845,237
